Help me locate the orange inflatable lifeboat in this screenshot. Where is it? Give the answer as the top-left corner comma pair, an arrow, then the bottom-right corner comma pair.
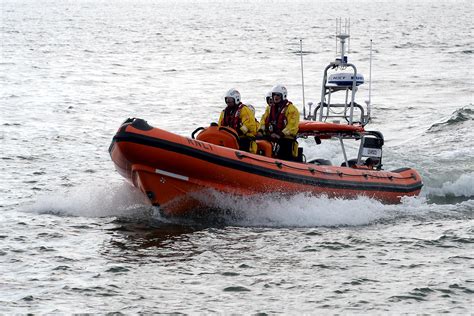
109,118 -> 423,217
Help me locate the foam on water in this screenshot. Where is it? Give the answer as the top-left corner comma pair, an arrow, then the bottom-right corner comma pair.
22,178 -> 473,227
220,193 -> 390,227
425,172 -> 474,198
23,182 -> 151,218
172,190 -> 472,227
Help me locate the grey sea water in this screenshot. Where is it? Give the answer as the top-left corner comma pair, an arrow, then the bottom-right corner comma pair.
1,0 -> 473,313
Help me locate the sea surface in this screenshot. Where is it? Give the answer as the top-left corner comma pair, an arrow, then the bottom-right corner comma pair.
1,0 -> 473,313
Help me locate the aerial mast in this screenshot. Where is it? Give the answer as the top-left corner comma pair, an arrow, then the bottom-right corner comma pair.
300,39 -> 306,119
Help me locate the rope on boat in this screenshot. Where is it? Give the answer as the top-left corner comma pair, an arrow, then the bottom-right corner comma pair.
235,152 -> 415,181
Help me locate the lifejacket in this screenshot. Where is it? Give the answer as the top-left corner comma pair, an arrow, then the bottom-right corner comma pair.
265,101 -> 290,134
222,103 -> 245,135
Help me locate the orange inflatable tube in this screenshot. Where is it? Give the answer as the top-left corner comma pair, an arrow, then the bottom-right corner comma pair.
109,119 -> 423,216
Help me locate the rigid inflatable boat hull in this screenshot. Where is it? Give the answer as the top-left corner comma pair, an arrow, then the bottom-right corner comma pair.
110,123 -> 422,216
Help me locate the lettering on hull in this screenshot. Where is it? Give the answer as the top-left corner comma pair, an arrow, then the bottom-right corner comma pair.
187,138 -> 213,151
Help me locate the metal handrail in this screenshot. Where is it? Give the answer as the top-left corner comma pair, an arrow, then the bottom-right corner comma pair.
313,103 -> 366,125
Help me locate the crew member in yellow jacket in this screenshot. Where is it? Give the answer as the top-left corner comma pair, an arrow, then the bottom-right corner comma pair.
218,88 -> 257,153
258,85 -> 300,160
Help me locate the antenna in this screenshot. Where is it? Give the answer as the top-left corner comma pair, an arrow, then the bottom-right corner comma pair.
300,39 -> 306,119
348,18 -> 350,53
336,18 -> 350,65
365,39 -> 373,122
335,19 -> 338,59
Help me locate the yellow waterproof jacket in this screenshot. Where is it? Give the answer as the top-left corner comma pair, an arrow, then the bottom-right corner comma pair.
259,101 -> 300,138
218,104 -> 257,139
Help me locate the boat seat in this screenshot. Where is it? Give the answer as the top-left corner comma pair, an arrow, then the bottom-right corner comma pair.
256,140 -> 272,157
340,158 -> 378,169
195,126 -> 239,150
308,158 -> 332,166
364,157 -> 379,168
341,158 -> 358,168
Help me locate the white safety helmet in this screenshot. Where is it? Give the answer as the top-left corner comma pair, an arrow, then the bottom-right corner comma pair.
224,88 -> 241,104
265,91 -> 273,104
271,84 -> 288,100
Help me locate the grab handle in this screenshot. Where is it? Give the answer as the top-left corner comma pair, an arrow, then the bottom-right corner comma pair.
191,127 -> 205,139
